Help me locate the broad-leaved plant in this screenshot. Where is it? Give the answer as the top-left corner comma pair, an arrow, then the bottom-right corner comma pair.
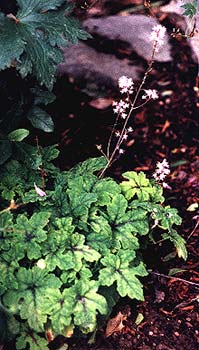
0,150 -> 187,350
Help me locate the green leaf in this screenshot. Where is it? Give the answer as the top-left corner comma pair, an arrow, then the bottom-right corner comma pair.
44,289 -> 73,334
17,0 -> 67,13
16,328 -> 48,350
43,217 -> 100,271
163,230 -> 187,260
107,194 -> 128,222
0,16 -> 26,70
0,312 -> 20,342
41,144 -> 60,163
0,140 -> 12,165
0,159 -> 41,201
14,142 -> 42,170
16,0 -> 88,89
0,1 -> 89,89
181,0 -> 197,18
28,106 -> 54,132
151,205 -> 182,230
92,178 -> 121,206
12,212 -> 51,260
69,157 -> 108,177
8,129 -> 29,142
168,268 -> 187,276
67,189 -> 98,227
74,280 -> 108,333
87,214 -> 113,254
3,266 -> 61,331
99,251 -> 148,300
0,260 -> 18,296
101,194 -> 148,249
46,280 -> 107,334
0,212 -> 15,253
121,171 -> 153,201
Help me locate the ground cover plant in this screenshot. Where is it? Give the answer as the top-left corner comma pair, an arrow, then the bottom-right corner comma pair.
0,1 -> 198,350
0,149 -> 186,350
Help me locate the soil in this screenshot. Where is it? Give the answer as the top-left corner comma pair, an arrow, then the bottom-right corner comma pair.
5,1 -> 199,349
42,1 -> 199,349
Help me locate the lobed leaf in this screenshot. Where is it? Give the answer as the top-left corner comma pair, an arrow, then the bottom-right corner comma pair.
99,251 -> 148,300
16,328 -> 48,350
3,266 -> 61,331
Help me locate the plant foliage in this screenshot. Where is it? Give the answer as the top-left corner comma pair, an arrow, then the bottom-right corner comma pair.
0,153 -> 187,350
0,0 -> 89,89
181,0 -> 198,18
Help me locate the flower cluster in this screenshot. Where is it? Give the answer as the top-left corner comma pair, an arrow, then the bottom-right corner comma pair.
150,24 -> 166,52
112,99 -> 129,119
142,89 -> 159,100
118,76 -> 134,94
153,159 -> 170,182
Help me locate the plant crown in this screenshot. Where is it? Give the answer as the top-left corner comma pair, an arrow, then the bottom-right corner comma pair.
0,149 -> 187,349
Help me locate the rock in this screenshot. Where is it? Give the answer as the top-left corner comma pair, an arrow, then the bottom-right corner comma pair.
83,14 -> 172,62
59,42 -> 143,96
58,14 -> 172,96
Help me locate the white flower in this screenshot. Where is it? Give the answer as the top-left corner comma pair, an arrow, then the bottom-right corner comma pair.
153,158 -> 170,182
142,89 -> 159,100
118,76 -> 134,94
112,99 -> 129,116
122,133 -> 128,140
127,126 -> 133,132
119,148 -> 125,154
156,159 -> 170,174
121,112 -> 127,119
150,24 -> 166,52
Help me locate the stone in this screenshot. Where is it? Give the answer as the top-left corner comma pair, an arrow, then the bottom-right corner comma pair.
83,14 -> 172,62
58,14 -> 172,96
59,42 -> 143,96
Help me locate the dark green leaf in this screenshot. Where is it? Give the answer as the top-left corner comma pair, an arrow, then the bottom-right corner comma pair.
31,88 -> 56,105
28,106 -> 54,132
14,142 -> 42,170
0,16 -> 26,70
0,140 -> 12,165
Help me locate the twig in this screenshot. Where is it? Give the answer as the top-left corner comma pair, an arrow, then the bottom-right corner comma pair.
174,295 -> 199,309
150,271 -> 199,288
187,215 -> 199,241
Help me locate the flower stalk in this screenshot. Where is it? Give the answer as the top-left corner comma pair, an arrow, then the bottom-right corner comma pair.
99,24 -> 166,178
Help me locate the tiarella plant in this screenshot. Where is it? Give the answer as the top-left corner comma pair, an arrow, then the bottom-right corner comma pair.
0,152 -> 187,350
